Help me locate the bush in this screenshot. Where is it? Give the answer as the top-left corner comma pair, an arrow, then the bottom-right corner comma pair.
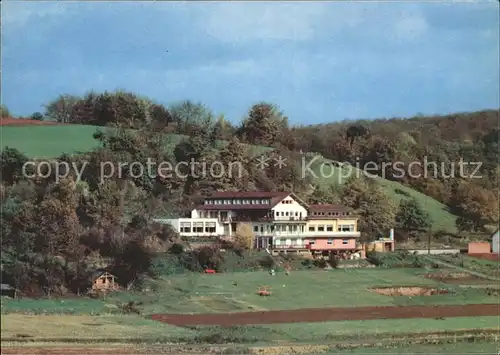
328,254 -> 340,269
149,254 -> 186,277
259,254 -> 275,269
313,259 -> 327,268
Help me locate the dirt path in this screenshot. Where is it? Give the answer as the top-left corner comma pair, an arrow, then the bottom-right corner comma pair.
151,303 -> 499,326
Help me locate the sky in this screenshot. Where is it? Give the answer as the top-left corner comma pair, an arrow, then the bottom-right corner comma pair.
2,1 -> 499,124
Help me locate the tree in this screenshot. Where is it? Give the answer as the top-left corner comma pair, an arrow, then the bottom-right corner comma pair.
451,182 -> 499,232
211,114 -> 235,141
345,125 -> 370,147
44,94 -> 80,123
0,104 -> 11,118
233,223 -> 254,250
0,148 -> 29,185
395,198 -> 431,236
31,112 -> 44,121
237,102 -> 284,146
341,177 -> 396,240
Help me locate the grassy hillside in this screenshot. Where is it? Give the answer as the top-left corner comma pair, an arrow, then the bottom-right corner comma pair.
1,124 -> 457,233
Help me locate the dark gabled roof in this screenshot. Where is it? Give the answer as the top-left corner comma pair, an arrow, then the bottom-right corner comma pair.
308,204 -> 350,212
197,191 -> 293,211
90,269 -> 116,281
208,191 -> 291,199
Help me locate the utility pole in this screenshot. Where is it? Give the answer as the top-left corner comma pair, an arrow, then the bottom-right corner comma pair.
427,226 -> 432,255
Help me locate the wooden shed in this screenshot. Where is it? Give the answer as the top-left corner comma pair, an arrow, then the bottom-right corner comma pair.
492,229 -> 499,254
91,271 -> 118,291
0,283 -> 17,298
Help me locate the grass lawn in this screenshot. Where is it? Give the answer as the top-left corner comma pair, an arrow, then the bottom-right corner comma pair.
321,341 -> 500,354
290,155 -> 458,234
433,254 -> 500,278
2,313 -> 498,344
2,269 -> 497,316
0,314 -> 196,341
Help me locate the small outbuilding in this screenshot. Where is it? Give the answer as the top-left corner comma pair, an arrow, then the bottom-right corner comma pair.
0,283 -> 17,298
90,270 -> 119,292
492,229 -> 499,254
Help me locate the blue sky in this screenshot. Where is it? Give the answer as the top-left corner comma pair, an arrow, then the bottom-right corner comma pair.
2,1 -> 499,124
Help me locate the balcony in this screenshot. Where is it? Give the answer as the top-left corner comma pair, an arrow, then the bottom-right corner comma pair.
273,216 -> 307,222
273,244 -> 306,249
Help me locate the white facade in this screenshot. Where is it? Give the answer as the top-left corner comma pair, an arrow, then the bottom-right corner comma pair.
153,218 -> 224,237
492,230 -> 499,254
271,195 -> 308,220
154,193 -> 359,243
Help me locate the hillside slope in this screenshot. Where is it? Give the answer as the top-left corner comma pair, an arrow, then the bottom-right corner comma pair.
1,124 -> 458,233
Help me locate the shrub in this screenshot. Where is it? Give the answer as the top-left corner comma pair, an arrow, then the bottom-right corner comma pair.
328,254 -> 340,268
313,259 -> 327,268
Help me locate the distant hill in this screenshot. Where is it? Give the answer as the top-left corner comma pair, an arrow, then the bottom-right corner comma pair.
1,122 -> 459,234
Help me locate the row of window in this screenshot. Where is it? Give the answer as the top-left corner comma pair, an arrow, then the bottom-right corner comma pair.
274,239 -> 350,245
308,224 -> 355,232
205,199 -> 271,205
253,224 -> 356,233
311,211 -> 351,217
253,224 -> 304,233
180,221 -> 216,233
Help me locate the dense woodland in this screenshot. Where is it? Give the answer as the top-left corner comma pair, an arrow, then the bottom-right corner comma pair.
0,91 -> 498,296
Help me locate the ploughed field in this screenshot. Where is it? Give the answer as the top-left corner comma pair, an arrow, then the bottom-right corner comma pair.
151,303 -> 499,326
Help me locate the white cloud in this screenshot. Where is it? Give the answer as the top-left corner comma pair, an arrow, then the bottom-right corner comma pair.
1,2 -> 69,29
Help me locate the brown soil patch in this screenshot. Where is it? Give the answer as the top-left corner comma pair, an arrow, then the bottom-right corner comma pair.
425,272 -> 490,284
469,253 -> 500,262
370,286 -> 449,296
151,303 -> 499,326
0,118 -> 63,126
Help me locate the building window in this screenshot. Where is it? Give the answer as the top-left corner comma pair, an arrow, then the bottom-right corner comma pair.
292,225 -> 297,232
234,199 -> 241,204
180,223 -> 191,233
260,225 -> 264,233
327,239 -> 333,244
326,225 -> 333,232
342,239 -> 349,244
205,222 -> 216,233
275,238 -> 281,245
338,224 -> 355,232
309,240 -> 316,245
193,222 -> 203,233
253,225 -> 259,232
308,225 -> 315,232
318,225 -> 325,232
285,212 -> 289,216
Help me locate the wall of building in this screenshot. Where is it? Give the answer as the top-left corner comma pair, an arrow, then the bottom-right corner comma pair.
271,195 -> 308,219
153,218 -> 224,237
306,237 -> 357,250
468,242 -> 491,254
305,218 -> 358,234
492,232 -> 499,254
